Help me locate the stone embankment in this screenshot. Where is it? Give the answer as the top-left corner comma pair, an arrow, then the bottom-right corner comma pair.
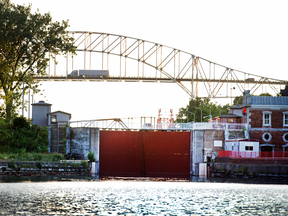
210,162 -> 288,180
0,161 -> 90,177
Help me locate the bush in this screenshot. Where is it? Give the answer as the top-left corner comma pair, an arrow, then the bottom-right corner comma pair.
8,161 -> 16,170
33,153 -> 43,161
87,151 -> 96,162
0,117 -> 49,154
0,119 -> 12,152
12,116 -> 29,130
36,162 -> 42,170
71,162 -> 80,168
52,154 -> 64,162
81,160 -> 88,169
237,165 -> 248,174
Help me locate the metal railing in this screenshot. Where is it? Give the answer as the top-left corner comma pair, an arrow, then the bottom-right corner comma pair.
69,120 -> 247,131
219,151 -> 288,158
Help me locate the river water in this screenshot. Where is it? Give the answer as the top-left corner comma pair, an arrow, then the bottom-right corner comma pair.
0,176 -> 288,215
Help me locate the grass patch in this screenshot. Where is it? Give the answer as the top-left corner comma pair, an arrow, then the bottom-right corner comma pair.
81,160 -> 88,169
0,153 -> 65,162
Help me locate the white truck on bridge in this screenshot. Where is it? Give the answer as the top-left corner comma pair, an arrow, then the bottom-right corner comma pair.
68,70 -> 109,77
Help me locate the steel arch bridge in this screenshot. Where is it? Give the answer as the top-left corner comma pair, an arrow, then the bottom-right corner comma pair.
34,31 -> 288,98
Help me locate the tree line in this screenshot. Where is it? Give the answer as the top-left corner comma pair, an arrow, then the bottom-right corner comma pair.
176,92 -> 273,123
175,97 -> 230,123
0,0 -> 75,153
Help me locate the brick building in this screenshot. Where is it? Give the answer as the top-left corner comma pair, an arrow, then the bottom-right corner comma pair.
242,90 -> 288,152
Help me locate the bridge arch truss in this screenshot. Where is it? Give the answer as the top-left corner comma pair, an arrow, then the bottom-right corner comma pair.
36,31 -> 288,98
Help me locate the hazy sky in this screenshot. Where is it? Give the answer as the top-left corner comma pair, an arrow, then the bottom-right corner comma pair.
12,0 -> 288,121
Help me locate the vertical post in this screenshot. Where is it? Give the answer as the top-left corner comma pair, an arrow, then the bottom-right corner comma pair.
137,40 -> 140,80
22,75 -> 25,116
84,33 -> 86,78
191,55 -> 194,99
28,89 -> 30,122
120,36 -> 122,79
66,53 -> 68,79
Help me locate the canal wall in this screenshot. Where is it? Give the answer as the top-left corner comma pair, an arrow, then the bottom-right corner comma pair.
211,162 -> 288,179
190,129 -> 225,176
0,161 -> 91,176
68,127 -> 100,173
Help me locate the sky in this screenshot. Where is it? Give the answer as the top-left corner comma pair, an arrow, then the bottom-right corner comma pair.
12,0 -> 288,121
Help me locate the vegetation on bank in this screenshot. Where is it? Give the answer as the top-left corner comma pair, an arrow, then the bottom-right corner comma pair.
0,116 -> 48,154
0,152 -> 63,162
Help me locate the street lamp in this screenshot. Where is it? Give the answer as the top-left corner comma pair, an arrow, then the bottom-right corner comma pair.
187,111 -> 195,123
193,107 -> 203,122
22,70 -> 39,117
231,87 -> 235,105
204,115 -> 212,122
22,74 -> 25,116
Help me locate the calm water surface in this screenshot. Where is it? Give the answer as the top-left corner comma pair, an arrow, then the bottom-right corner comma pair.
0,176 -> 288,215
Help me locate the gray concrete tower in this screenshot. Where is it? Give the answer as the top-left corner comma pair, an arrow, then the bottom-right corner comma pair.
31,101 -> 52,126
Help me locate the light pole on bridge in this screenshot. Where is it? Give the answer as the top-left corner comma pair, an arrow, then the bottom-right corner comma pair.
193,107 -> 203,122
187,111 -> 195,123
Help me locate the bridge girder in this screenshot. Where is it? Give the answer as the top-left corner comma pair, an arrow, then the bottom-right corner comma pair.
35,31 -> 288,98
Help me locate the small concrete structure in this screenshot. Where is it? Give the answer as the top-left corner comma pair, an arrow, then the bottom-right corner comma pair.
32,100 -> 71,126
32,101 -> 52,126
47,111 -> 71,126
199,163 -> 207,177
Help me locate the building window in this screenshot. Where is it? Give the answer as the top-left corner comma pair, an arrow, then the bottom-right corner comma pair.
283,133 -> 288,142
245,146 -> 253,151
51,115 -> 57,124
262,132 -> 272,142
283,112 -> 288,127
262,111 -> 271,126
227,118 -> 234,123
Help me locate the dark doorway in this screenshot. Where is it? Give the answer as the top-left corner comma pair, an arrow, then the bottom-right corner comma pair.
261,146 -> 273,157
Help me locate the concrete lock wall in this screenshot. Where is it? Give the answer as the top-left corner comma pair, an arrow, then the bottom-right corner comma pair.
69,128 -> 90,158
67,127 -> 100,173
191,130 -> 204,176
190,129 -> 225,176
90,128 -> 100,174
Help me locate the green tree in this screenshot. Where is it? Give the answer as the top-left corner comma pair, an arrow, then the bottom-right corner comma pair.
176,97 -> 230,123
232,93 -> 273,106
0,118 -> 11,152
0,116 -> 48,153
0,0 -> 76,121
258,93 -> 272,97
10,116 -> 48,153
233,95 -> 242,106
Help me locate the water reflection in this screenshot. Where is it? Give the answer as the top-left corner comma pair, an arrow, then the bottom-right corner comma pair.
1,174 -> 287,185
0,180 -> 287,215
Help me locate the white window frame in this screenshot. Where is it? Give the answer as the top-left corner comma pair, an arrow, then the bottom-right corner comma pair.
262,111 -> 271,126
51,115 -> 57,124
262,132 -> 272,142
283,133 -> 288,142
283,112 -> 288,127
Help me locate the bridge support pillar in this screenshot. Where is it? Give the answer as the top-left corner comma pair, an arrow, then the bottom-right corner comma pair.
90,128 -> 100,174
190,130 -> 204,176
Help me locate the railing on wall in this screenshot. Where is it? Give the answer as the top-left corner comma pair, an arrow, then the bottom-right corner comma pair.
219,151 -> 288,158
69,120 -> 247,131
